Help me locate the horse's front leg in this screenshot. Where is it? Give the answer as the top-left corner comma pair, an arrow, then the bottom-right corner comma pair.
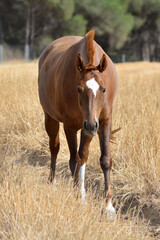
98,119 -> 116,220
78,129 -> 93,203
63,125 -> 80,183
64,125 -> 92,203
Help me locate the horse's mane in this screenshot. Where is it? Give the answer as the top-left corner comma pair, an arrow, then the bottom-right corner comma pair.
86,30 -> 95,66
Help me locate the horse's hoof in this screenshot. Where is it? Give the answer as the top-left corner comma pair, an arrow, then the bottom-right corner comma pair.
48,175 -> 53,184
80,198 -> 88,205
48,178 -> 57,192
105,202 -> 116,221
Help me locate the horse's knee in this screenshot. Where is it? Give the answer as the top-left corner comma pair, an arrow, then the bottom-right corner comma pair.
69,154 -> 81,177
79,149 -> 89,165
100,155 -> 112,172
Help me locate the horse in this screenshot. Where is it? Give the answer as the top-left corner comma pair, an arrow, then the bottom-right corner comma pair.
38,30 -> 118,219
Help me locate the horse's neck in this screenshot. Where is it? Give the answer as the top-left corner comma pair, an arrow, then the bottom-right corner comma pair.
74,37 -> 101,66
64,37 -> 89,66
62,36 -> 102,74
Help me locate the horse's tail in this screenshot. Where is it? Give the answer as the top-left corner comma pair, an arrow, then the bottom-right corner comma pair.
86,30 -> 95,66
110,127 -> 121,144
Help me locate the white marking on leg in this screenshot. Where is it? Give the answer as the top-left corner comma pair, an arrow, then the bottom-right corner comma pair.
52,178 -> 57,193
105,200 -> 116,220
79,163 -> 86,203
86,78 -> 99,97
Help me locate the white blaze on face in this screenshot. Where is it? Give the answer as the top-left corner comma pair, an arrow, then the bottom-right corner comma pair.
86,78 -> 99,97
79,163 -> 86,203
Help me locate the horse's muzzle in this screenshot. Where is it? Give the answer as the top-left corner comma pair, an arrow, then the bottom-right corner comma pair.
83,120 -> 99,136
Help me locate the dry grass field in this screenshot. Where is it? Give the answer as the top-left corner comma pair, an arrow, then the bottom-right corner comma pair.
0,61 -> 160,239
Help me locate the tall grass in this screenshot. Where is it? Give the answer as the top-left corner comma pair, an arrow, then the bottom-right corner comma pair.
0,62 -> 160,239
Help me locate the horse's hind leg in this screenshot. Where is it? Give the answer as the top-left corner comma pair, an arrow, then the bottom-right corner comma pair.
45,112 -> 60,182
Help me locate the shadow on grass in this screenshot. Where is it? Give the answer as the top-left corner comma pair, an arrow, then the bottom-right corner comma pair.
15,149 -> 50,167
15,149 -> 160,237
54,160 -> 160,237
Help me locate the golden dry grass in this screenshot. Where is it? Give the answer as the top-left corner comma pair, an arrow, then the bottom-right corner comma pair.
0,61 -> 160,239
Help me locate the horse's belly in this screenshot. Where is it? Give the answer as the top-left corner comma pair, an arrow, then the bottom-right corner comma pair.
39,90 -> 64,123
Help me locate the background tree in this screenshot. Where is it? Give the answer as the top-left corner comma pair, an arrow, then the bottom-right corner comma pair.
74,0 -> 134,51
0,0 -> 160,61
126,0 -> 160,61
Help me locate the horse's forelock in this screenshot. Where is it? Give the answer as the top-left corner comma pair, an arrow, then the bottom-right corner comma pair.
86,30 -> 95,66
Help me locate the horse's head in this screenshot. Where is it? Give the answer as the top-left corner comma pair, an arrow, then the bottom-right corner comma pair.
76,53 -> 107,136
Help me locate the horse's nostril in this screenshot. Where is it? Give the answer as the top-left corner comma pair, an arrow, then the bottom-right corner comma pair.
92,125 -> 95,131
93,121 -> 98,131
83,120 -> 87,130
83,120 -> 98,133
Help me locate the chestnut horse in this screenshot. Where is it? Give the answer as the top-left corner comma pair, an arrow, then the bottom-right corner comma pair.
38,30 -> 118,219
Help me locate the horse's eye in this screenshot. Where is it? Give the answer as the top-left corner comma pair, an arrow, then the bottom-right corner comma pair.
102,88 -> 106,93
77,86 -> 82,93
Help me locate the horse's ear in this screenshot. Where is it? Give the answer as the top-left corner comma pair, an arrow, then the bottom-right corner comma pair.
97,54 -> 107,72
76,54 -> 85,72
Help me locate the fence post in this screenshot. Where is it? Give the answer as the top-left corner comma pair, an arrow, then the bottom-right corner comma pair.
122,53 -> 126,63
0,44 -> 3,63
25,44 -> 30,62
0,19 -> 3,63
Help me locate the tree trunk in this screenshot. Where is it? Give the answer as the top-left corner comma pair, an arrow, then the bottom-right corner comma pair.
25,3 -> 31,62
30,5 -> 35,59
0,19 -> 3,63
140,31 -> 150,61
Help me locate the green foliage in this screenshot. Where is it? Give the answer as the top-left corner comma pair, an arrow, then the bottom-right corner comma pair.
133,16 -> 146,30
128,0 -> 143,15
75,0 -> 134,49
128,0 -> 160,30
141,0 -> 160,15
118,0 -> 131,11
39,35 -> 53,51
109,11 -> 133,49
64,15 -> 87,36
1,0 -> 160,59
60,0 -> 75,21
45,0 -> 60,7
155,17 -> 160,31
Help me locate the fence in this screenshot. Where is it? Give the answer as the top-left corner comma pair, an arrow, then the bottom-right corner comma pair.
0,44 -> 159,63
0,44 -> 40,63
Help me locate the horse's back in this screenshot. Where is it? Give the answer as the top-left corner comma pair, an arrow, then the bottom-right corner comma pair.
39,36 -> 82,72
